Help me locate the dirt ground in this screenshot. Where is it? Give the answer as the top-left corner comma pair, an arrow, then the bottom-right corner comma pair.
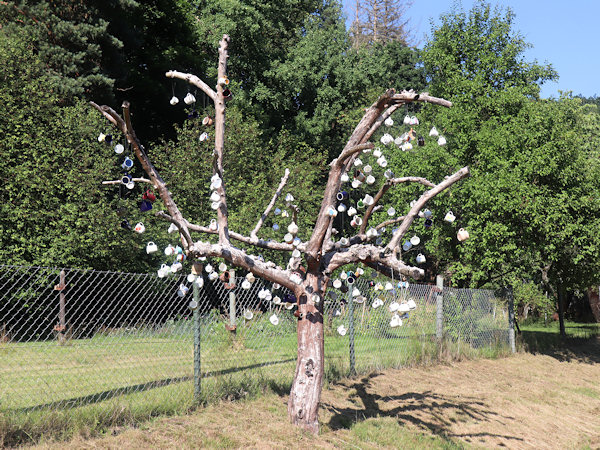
34,338 -> 600,449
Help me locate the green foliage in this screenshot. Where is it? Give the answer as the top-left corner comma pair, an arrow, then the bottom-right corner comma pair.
513,281 -> 552,319
0,31 -> 152,271
376,1 -> 600,296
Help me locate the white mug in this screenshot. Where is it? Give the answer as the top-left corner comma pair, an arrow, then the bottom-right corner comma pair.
134,222 -> 145,234
146,242 -> 158,254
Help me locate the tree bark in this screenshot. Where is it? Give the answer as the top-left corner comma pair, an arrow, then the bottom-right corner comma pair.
288,272 -> 325,434
558,284 -> 566,337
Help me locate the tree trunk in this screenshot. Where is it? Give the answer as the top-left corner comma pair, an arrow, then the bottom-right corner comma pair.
288,272 -> 325,434
557,284 -> 566,337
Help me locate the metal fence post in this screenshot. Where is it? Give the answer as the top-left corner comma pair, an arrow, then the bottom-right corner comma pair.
506,286 -> 516,353
436,274 -> 444,340
193,281 -> 201,402
229,291 -> 236,331
347,288 -> 356,375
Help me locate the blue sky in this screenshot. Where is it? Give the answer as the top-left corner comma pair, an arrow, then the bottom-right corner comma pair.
341,0 -> 599,98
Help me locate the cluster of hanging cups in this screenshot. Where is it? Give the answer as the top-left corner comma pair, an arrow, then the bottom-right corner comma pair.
98,131 -> 159,234
330,268 -> 420,335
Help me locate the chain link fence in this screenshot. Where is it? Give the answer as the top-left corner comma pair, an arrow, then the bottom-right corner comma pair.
0,265 -> 511,414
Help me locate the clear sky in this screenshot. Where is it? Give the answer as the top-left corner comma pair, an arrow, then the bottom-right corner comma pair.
341,0 -> 599,98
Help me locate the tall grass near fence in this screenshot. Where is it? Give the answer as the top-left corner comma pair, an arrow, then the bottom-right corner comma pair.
0,265 -> 511,446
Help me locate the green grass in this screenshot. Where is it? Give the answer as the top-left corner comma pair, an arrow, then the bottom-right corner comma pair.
345,417 -> 467,449
519,320 -> 600,352
0,308 -> 510,447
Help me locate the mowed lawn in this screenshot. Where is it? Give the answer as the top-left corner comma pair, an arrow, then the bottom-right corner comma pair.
28,336 -> 600,450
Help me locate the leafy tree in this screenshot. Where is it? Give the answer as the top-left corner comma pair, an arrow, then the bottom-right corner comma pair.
0,30 -> 154,271
381,0 -> 600,334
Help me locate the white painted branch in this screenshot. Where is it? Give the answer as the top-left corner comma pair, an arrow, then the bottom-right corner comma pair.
251,168 -> 290,240
323,243 -> 424,280
165,70 -> 217,102
213,34 -> 232,246
385,166 -> 470,253
102,177 -> 151,185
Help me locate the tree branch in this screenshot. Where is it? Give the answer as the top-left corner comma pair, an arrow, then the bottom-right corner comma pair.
102,177 -> 151,185
323,243 -> 424,280
360,177 -> 435,234
90,101 -> 193,249
213,34 -> 232,246
251,168 -> 290,240
165,70 -> 217,102
375,216 -> 406,230
364,103 -> 401,143
335,142 -> 375,167
190,240 -> 296,291
385,166 -> 470,253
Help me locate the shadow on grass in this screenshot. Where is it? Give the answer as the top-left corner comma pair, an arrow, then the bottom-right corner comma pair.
14,357 -> 295,412
519,330 -> 600,364
322,373 -> 523,446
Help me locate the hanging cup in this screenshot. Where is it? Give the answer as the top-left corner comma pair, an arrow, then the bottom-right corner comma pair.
402,241 -> 412,251
142,190 -> 156,202
444,211 -> 456,223
337,191 -> 348,201
121,174 -> 133,185
202,116 -> 213,126
168,223 -> 178,234
169,96 -> 179,106
218,76 -> 230,86
140,200 -> 153,212
287,222 -> 299,235
184,93 -> 196,105
416,253 -> 426,264
164,244 -> 175,256
457,228 -> 470,241
121,156 -> 134,170
114,143 -> 125,154
209,219 -> 218,231
146,242 -> 158,254
354,170 -> 366,182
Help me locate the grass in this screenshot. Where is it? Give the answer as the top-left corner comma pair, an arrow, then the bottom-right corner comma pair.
28,338 -> 600,449
519,319 -> 600,353
0,305 -> 511,447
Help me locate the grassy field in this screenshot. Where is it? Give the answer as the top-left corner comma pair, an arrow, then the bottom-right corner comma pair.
25,336 -> 600,449
0,306 -> 510,447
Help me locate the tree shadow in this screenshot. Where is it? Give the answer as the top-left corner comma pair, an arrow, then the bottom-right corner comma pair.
520,332 -> 600,364
322,373 -> 523,445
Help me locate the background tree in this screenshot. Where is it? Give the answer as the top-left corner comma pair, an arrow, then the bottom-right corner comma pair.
0,30 -> 151,271
349,0 -> 413,47
403,0 -> 600,331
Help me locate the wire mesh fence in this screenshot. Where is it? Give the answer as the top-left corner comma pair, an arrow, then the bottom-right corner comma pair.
0,264 -> 511,415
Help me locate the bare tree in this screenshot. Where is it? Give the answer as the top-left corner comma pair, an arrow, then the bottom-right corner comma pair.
91,35 -> 469,434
